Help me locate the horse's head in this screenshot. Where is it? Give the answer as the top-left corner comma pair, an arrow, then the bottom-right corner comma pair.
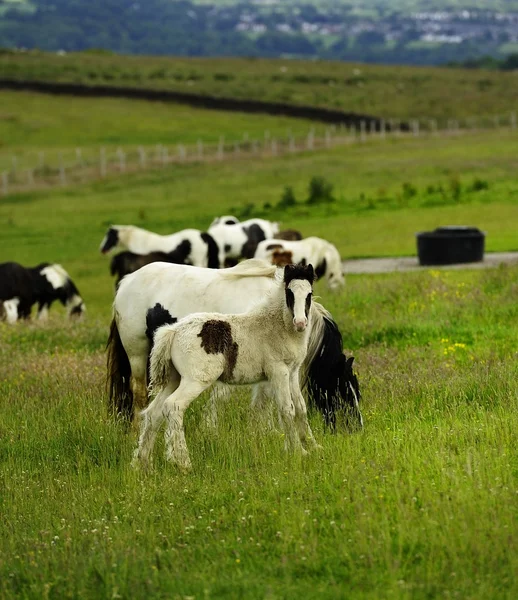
40,264 -> 86,320
283,263 -> 315,332
100,227 -> 120,254
325,248 -> 345,291
0,297 -> 19,324
209,215 -> 240,228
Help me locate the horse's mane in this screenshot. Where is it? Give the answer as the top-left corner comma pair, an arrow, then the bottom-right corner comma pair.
219,258 -> 278,280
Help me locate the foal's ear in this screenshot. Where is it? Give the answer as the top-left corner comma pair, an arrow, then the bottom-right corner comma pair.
306,263 -> 315,282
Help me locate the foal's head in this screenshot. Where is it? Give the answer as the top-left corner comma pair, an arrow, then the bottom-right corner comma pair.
283,263 -> 314,332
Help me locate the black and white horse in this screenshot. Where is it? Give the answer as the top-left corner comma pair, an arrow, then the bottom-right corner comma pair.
208,217 -> 280,261
106,259 -> 362,429
254,236 -> 345,291
109,239 -> 210,288
0,262 -> 85,320
134,264 -> 319,470
100,224 -> 224,268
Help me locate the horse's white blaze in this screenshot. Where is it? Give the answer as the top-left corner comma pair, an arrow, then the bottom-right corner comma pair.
41,264 -> 68,289
66,294 -> 85,315
288,279 -> 311,331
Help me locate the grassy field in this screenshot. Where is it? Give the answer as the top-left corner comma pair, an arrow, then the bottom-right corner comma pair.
2,50 -> 518,120
1,108 -> 518,597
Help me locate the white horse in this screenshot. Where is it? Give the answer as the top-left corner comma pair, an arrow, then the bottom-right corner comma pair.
254,236 -> 345,291
99,224 -> 224,268
133,263 -> 320,471
107,259 -> 362,430
208,217 -> 279,260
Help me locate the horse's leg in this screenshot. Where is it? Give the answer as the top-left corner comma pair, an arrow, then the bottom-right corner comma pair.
250,383 -> 277,431
129,353 -> 149,414
270,367 -> 303,454
37,302 -> 49,321
164,378 -> 213,471
290,369 -> 321,451
202,383 -> 229,431
132,380 -> 178,470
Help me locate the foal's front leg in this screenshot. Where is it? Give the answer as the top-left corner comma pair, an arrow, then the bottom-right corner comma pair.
270,367 -> 304,454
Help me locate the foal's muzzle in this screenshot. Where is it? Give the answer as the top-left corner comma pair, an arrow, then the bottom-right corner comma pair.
293,317 -> 308,332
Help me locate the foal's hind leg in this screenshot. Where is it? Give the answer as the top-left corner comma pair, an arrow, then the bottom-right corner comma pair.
202,383 -> 229,431
132,380 -> 178,470
290,370 -> 321,451
163,378 -> 213,471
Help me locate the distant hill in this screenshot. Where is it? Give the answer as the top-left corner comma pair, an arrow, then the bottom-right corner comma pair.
0,0 -> 517,65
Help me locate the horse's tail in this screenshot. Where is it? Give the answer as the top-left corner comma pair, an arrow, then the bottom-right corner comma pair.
106,317 -> 134,420
220,258 -> 277,279
149,324 -> 177,395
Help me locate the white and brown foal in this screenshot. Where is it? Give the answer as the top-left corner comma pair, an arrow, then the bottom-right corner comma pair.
133,263 -> 319,471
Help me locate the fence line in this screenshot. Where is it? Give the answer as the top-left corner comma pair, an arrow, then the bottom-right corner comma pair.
1,112 -> 516,197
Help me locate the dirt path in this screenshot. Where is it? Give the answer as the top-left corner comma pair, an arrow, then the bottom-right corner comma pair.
343,252 -> 518,274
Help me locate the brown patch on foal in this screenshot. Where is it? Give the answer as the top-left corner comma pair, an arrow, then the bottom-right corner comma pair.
198,320 -> 238,382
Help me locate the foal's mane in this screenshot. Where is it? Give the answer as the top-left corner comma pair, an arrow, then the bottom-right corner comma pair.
218,258 -> 278,280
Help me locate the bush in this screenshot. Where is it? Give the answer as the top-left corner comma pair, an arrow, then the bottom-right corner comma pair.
469,178 -> 489,192
306,176 -> 335,204
402,182 -> 417,199
278,186 -> 297,208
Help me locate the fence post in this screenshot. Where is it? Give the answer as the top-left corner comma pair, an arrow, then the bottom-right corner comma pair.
162,146 -> 168,166
360,120 -> 366,142
511,111 -> 517,131
27,169 -> 34,186
289,135 -> 296,152
1,172 -> 8,196
177,144 -> 186,161
306,128 -> 314,150
116,147 -> 126,172
271,138 -> 277,156
379,119 -> 386,140
11,156 -> 17,179
197,140 -> 203,160
234,141 -> 240,156
412,119 -> 420,137
75,147 -> 83,169
58,152 -> 66,185
251,139 -> 258,154
429,119 -> 437,136
138,146 -> 146,168
100,148 -> 106,177
493,115 -> 500,129
38,151 -> 45,171
217,136 -> 224,160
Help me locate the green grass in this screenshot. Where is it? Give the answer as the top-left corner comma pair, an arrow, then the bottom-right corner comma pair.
1,109 -> 518,597
2,50 -> 518,120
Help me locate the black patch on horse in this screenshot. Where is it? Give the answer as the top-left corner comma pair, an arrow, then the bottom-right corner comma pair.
167,239 -> 192,264
224,244 -> 232,254
315,258 -> 327,280
241,223 -> 267,258
145,303 -> 177,343
201,232 -> 221,269
198,320 -> 238,382
101,228 -> 119,253
225,219 -> 238,225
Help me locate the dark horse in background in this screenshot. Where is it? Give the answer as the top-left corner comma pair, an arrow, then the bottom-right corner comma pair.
0,262 -> 85,320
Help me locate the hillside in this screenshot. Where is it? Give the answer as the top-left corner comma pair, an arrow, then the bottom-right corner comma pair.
1,51 -> 517,122
0,0 -> 517,65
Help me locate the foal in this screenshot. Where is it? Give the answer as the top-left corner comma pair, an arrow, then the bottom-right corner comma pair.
133,263 -> 319,471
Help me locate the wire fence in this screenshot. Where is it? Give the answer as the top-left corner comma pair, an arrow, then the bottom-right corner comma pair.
1,111 -> 516,197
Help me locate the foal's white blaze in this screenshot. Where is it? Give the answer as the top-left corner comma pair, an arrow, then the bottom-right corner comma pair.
41,265 -> 68,289
288,279 -> 311,332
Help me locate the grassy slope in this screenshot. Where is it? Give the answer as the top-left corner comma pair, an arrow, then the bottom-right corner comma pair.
2,51 -> 518,120
0,94 -> 518,597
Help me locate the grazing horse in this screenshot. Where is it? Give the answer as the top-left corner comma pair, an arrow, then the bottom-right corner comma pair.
0,298 -> 20,324
99,224 -> 224,268
254,236 -> 345,291
208,217 -> 279,260
276,229 -> 303,241
107,259 -> 362,429
109,239 -> 193,288
133,264 -> 319,471
0,262 -> 85,320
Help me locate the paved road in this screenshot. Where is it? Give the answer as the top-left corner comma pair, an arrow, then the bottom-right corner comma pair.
343,252 -> 518,274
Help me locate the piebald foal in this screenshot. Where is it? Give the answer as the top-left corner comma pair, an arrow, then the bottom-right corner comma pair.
133,263 -> 319,471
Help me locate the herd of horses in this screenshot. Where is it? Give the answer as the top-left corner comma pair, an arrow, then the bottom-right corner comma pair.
1,214 -> 361,470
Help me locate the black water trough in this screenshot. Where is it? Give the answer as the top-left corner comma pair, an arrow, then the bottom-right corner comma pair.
416,226 -> 485,266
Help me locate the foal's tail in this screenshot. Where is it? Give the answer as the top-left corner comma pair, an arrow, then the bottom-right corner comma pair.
106,318 -> 134,420
149,324 -> 177,394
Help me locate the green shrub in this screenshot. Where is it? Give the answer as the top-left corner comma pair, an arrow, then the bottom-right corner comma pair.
306,176 -> 335,204
278,186 -> 297,208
